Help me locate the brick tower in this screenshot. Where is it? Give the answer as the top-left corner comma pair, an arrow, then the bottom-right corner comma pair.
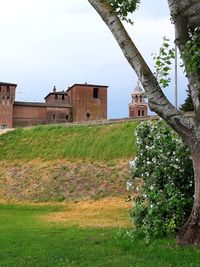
0,82 -> 17,128
129,81 -> 148,118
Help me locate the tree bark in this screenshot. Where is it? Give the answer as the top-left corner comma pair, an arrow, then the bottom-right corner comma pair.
178,144 -> 200,246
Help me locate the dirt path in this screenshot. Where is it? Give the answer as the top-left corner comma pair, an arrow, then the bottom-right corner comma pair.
0,128 -> 14,135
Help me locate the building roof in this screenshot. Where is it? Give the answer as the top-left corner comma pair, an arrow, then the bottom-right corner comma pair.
0,82 -> 17,86
14,101 -> 72,108
67,83 -> 108,92
132,81 -> 143,94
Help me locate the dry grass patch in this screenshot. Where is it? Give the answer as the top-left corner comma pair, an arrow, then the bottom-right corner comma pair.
0,160 -> 129,202
43,197 -> 133,228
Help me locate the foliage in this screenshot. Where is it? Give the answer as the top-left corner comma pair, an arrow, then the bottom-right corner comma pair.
182,28 -> 200,74
107,0 -> 140,23
180,89 -> 194,112
152,37 -> 175,88
1,203 -> 200,267
0,122 -> 137,161
130,120 -> 194,239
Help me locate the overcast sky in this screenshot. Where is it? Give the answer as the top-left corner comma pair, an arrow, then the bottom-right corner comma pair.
0,0 -> 187,118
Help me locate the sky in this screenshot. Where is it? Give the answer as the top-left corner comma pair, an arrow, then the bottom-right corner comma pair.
0,0 -> 187,118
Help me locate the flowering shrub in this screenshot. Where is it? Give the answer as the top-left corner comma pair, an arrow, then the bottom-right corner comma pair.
130,120 -> 194,239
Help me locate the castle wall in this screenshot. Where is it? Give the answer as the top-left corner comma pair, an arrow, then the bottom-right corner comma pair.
68,84 -> 107,122
45,93 -> 70,105
13,103 -> 72,127
46,106 -> 72,123
13,104 -> 47,127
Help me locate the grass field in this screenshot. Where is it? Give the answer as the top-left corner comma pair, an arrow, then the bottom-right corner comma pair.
1,122 -> 200,266
0,122 -> 138,161
0,200 -> 200,267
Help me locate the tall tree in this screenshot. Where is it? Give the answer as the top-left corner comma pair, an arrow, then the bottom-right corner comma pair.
88,0 -> 200,246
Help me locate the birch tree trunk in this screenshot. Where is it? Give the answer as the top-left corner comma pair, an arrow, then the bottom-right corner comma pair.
178,145 -> 200,246
88,0 -> 200,246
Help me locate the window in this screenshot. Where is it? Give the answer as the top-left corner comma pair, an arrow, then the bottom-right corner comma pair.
93,87 -> 99,99
86,112 -> 90,118
52,114 -> 56,121
62,94 -> 65,100
1,124 -> 7,129
142,110 -> 144,116
66,115 -> 69,120
138,110 -> 141,116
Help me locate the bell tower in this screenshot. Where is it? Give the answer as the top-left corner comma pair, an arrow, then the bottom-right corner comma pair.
129,81 -> 148,118
0,82 -> 17,128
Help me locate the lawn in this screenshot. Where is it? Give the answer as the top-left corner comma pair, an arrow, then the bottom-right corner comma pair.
0,201 -> 200,267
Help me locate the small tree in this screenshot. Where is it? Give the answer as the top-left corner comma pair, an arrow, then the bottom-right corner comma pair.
88,0 -> 200,246
131,120 -> 194,239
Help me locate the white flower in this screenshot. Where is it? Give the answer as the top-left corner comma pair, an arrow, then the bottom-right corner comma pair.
152,158 -> 156,163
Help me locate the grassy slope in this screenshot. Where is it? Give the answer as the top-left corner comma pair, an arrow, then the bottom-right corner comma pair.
0,122 -> 137,201
0,203 -> 200,267
0,122 -> 137,161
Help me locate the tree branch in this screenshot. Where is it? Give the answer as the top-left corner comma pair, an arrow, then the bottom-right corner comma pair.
88,0 -> 195,143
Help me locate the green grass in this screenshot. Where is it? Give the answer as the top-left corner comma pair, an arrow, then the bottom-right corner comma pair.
0,203 -> 200,267
0,122 -> 137,161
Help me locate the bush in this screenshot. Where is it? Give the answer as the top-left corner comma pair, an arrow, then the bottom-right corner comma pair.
130,120 -> 194,239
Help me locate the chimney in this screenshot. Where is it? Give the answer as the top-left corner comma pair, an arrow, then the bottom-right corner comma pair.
53,86 -> 56,93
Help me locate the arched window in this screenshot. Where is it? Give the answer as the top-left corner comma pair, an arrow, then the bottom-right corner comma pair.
7,96 -> 10,105
138,110 -> 141,116
2,96 -> 5,105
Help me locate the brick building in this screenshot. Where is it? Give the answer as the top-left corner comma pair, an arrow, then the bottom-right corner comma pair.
129,82 -> 148,118
0,82 -> 108,128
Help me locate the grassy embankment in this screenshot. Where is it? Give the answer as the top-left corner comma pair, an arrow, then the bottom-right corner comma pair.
0,122 -> 137,161
0,122 -> 137,201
